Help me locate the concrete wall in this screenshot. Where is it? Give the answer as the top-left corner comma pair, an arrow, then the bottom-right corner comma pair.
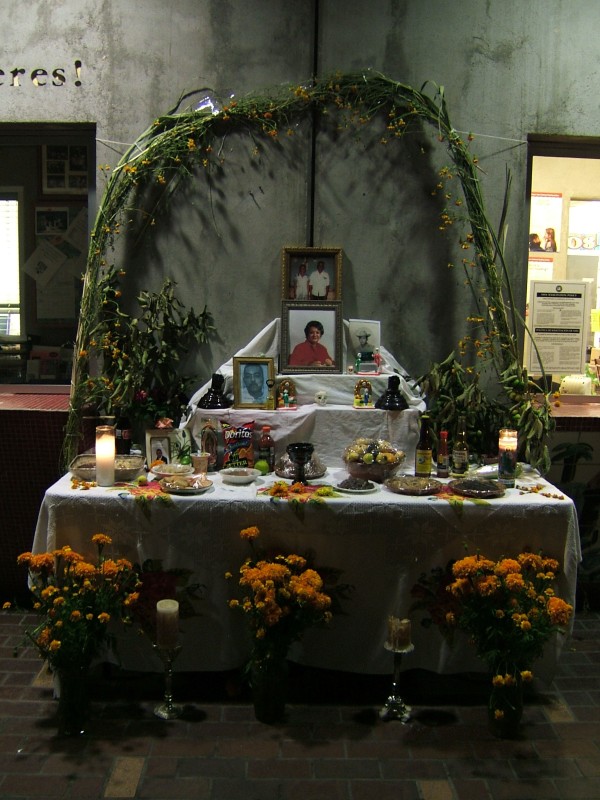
3,0 -> 600,385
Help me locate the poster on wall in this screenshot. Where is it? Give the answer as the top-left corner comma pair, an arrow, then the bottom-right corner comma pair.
526,279 -> 593,375
529,193 -> 562,253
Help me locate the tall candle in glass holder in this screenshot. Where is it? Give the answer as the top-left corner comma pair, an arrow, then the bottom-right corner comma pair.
156,599 -> 179,649
498,428 -> 518,487
95,425 -> 115,486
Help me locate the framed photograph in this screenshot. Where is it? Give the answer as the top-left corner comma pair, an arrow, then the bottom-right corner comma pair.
35,206 -> 70,236
233,356 -> 275,408
145,429 -> 179,466
280,301 -> 342,374
281,246 -> 342,301
41,144 -> 88,196
349,319 -> 381,359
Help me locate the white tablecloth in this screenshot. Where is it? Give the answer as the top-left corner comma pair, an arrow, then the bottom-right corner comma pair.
32,470 -> 580,681
185,404 -> 422,470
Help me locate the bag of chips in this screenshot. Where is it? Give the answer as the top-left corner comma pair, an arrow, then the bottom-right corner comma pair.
221,421 -> 255,469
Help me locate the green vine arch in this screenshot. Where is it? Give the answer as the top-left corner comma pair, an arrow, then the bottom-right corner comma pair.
64,71 -> 553,472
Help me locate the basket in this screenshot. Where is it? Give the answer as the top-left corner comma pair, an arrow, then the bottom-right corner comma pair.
346,459 -> 402,484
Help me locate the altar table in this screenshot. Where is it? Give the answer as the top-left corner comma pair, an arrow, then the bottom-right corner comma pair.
32,470 -> 580,681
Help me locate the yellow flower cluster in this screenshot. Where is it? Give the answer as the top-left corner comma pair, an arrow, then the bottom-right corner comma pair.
443,550 -> 573,674
16,535 -> 140,670
228,527 -> 333,661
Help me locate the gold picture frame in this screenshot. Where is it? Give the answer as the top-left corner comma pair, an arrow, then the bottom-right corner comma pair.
232,356 -> 275,409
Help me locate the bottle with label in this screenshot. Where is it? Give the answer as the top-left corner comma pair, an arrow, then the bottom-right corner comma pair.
436,429 -> 450,478
115,413 -> 132,455
257,425 -> 275,473
451,415 -> 469,476
415,414 -> 433,477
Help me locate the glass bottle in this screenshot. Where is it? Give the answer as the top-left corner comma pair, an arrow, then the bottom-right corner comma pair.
451,415 -> 469,476
257,425 -> 275,472
115,413 -> 132,455
415,414 -> 433,477
436,429 -> 449,478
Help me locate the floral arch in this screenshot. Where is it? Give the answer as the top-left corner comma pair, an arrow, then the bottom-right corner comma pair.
64,71 -> 552,471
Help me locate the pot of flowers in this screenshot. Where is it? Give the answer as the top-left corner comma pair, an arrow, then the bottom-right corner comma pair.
227,526 -> 334,723
14,534 -> 140,735
411,551 -> 573,738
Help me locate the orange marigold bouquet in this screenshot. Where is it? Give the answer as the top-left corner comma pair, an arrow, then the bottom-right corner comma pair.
15,534 -> 141,671
411,550 -> 573,674
227,526 -> 333,664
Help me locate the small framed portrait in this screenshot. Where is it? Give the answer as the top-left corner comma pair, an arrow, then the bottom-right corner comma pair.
233,356 -> 275,408
281,246 -> 342,301
349,319 -> 381,358
145,429 -> 179,466
280,301 -> 342,374
35,206 -> 70,236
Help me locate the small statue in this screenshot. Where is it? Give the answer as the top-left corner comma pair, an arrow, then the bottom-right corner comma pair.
353,378 -> 373,408
277,378 -> 297,409
197,373 -> 232,409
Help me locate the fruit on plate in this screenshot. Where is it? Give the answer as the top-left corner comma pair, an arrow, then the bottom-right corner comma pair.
343,438 -> 404,467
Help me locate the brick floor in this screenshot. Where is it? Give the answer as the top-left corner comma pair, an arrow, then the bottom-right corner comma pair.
0,610 -> 599,800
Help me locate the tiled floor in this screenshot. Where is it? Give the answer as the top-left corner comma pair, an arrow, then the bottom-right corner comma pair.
1,610 -> 599,800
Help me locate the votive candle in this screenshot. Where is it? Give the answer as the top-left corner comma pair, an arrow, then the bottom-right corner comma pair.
386,616 -> 412,651
498,428 -> 518,487
95,425 -> 115,486
156,599 -> 179,649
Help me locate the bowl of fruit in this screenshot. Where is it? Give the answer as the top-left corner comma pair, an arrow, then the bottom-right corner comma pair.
342,438 -> 405,483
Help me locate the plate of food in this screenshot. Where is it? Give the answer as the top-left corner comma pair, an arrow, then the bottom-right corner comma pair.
219,467 -> 262,485
448,477 -> 505,498
151,463 -> 194,479
159,476 -> 213,495
335,477 -> 379,494
384,476 -> 443,496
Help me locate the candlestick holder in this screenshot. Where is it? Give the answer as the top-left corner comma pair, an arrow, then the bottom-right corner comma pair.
152,643 -> 183,719
379,642 -> 414,722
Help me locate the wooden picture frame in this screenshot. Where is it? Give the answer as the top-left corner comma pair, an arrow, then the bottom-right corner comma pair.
145,428 -> 179,466
41,144 -> 88,196
233,356 -> 275,408
280,301 -> 342,374
281,246 -> 342,301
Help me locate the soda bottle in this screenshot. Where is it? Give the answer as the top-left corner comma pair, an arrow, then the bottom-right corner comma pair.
415,414 -> 433,477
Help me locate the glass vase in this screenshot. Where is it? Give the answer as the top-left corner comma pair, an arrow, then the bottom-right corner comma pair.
250,656 -> 288,724
487,671 -> 523,739
56,665 -> 90,736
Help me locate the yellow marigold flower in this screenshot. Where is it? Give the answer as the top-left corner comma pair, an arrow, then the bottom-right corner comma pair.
240,526 -> 260,541
494,559 -> 521,576
86,613 -> 93,621
504,573 -> 525,591
494,709 -> 505,720
97,612 -> 110,624
229,599 -> 240,608
547,596 -> 573,626
70,610 -> 82,621
520,620 -> 532,631
49,640 -> 61,652
474,575 -> 500,596
187,138 -> 196,150
2,601 -> 11,610
224,571 -> 232,579
492,674 -> 505,687
520,670 -> 533,682
53,596 -> 66,606
495,609 -> 505,619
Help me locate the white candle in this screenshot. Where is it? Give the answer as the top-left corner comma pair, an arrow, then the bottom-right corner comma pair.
386,616 -> 412,651
156,599 -> 179,649
498,428 -> 518,487
95,425 -> 115,486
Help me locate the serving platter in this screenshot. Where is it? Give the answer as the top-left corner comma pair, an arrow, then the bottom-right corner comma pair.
159,477 -> 213,495
335,482 -> 379,494
384,476 -> 443,496
448,477 -> 505,498
152,463 -> 194,478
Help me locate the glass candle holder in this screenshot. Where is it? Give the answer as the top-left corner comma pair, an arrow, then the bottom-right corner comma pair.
95,425 -> 115,486
498,428 -> 518,487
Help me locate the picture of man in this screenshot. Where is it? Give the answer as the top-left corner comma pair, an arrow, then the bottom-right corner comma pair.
309,260 -> 331,299
241,362 -> 267,403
